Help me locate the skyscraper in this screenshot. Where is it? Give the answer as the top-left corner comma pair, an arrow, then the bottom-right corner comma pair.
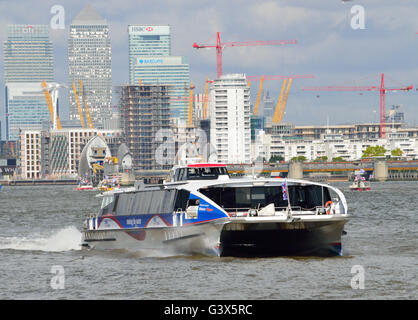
3,24 -> 54,140
128,25 -> 190,123
68,5 -> 112,128
209,74 -> 251,164
4,25 -> 54,83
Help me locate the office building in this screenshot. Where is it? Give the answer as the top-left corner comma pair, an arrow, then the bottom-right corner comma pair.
6,83 -> 55,141
3,24 -> 53,83
128,25 -> 190,122
3,24 -> 54,140
68,5 -> 112,128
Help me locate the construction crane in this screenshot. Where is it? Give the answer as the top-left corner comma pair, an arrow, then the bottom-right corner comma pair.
193,32 -> 297,78
72,82 -> 86,128
301,73 -> 413,138
78,80 -> 94,129
247,74 -> 315,116
273,78 -> 293,124
202,77 -> 210,119
41,81 -> 62,129
188,82 -> 195,127
169,83 -> 196,126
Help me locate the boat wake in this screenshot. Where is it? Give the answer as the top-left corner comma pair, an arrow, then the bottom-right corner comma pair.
0,226 -> 82,252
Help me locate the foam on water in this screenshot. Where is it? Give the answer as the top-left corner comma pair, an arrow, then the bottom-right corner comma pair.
0,226 -> 82,252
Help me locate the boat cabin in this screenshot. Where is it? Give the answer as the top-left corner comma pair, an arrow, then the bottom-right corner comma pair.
168,163 -> 230,182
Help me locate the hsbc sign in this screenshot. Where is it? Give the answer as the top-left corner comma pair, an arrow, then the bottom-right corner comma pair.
128,25 -> 170,35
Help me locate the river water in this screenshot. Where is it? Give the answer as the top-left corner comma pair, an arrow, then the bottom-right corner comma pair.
0,181 -> 416,300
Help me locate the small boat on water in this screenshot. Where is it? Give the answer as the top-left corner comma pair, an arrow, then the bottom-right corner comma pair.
82,163 -> 349,257
75,178 -> 95,191
349,176 -> 370,191
75,185 -> 95,191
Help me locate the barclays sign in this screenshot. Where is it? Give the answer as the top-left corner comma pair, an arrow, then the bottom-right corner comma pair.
137,58 -> 164,65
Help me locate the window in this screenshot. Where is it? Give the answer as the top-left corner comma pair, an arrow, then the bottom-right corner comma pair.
105,189 -> 190,216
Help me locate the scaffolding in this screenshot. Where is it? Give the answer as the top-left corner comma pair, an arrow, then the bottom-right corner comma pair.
118,84 -> 174,171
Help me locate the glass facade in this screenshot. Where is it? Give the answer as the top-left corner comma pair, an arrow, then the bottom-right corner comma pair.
6,83 -> 52,141
3,25 -> 53,83
3,25 -> 54,141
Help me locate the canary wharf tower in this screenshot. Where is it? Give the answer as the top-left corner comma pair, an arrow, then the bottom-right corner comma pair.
68,5 -> 112,128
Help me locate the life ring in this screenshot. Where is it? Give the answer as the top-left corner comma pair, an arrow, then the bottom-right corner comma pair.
325,201 -> 333,215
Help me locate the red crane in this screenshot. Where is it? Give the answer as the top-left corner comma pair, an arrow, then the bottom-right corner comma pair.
301,73 -> 413,138
193,32 -> 297,79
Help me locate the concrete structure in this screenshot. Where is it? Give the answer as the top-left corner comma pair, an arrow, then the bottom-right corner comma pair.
288,161 -> 303,179
68,5 -> 112,128
374,160 -> 388,181
209,74 -> 251,164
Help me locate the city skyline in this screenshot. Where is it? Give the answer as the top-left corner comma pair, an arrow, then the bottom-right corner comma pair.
1,1 -> 418,139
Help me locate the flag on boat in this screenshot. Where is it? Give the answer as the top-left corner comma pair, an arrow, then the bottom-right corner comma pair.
282,181 -> 288,200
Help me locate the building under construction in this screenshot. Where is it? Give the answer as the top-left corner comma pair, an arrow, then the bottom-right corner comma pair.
118,84 -> 173,171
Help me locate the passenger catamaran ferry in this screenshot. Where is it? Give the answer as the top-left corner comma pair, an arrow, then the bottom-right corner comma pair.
82,163 -> 349,256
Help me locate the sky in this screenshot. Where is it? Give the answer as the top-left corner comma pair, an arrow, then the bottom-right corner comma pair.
1,0 -> 418,138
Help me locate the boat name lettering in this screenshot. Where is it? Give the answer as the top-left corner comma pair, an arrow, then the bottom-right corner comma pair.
126,218 -> 142,226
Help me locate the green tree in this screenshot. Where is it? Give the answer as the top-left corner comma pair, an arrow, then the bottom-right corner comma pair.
313,156 -> 328,162
332,156 -> 345,162
269,155 -> 284,163
291,155 -> 307,162
391,148 -> 403,157
362,145 -> 387,158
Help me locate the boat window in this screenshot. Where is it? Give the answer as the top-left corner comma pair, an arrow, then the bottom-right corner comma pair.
174,189 -> 190,210
100,195 -> 115,215
178,168 -> 187,181
200,185 -> 331,210
186,167 -> 229,180
111,189 -> 190,215
101,195 -> 114,209
288,185 -> 331,209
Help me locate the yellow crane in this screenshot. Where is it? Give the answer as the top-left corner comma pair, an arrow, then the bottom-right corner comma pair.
78,80 -> 94,129
41,81 -> 62,129
187,82 -> 195,127
72,82 -> 86,128
272,78 -> 293,124
253,76 -> 265,116
202,77 -> 209,119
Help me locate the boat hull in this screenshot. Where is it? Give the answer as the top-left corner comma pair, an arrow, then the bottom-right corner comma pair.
82,220 -> 227,256
349,187 -> 370,191
75,186 -> 95,191
220,218 -> 347,257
